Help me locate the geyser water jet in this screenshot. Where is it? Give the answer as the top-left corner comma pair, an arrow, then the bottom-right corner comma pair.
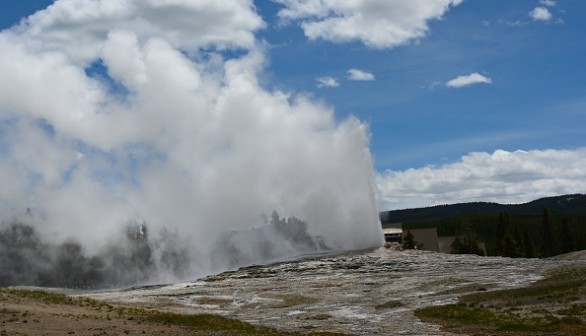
0,0 -> 384,288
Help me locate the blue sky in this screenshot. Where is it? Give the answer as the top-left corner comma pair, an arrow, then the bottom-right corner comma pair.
253,0 -> 586,171
0,0 -> 585,211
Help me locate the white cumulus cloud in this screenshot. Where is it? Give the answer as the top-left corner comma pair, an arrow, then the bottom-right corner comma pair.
377,148 -> 586,210
529,7 -> 552,21
274,0 -> 463,49
316,76 -> 340,88
446,72 -> 492,88
539,0 -> 556,7
347,69 -> 375,81
11,0 -> 265,64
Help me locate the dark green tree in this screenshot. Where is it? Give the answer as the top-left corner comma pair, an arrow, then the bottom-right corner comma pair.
0,223 -> 50,286
523,230 -> 534,258
450,222 -> 485,256
559,217 -> 575,254
52,241 -> 92,288
126,222 -> 153,272
495,212 -> 507,255
501,230 -> 522,258
541,208 -> 556,257
450,235 -> 466,254
513,225 -> 523,255
402,230 -> 423,250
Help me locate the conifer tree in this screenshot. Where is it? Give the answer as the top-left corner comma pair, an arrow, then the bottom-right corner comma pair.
523,230 -> 534,258
559,217 -> 575,254
402,230 -> 423,250
541,208 -> 556,257
501,230 -> 521,258
495,213 -> 507,255
451,222 -> 485,256
513,225 -> 523,256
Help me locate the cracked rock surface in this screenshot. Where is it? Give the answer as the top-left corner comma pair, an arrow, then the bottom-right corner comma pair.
88,248 -> 578,335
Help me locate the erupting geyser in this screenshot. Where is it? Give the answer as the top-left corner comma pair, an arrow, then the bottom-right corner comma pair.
0,0 -> 383,288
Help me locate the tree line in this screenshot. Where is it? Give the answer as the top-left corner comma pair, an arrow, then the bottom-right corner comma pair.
402,207 -> 586,258
491,208 -> 581,258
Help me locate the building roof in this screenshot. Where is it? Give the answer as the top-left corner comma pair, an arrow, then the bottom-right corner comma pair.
383,228 -> 403,235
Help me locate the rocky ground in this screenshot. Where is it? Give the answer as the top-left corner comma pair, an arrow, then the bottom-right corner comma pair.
85,248 -> 584,336
2,248 -> 584,335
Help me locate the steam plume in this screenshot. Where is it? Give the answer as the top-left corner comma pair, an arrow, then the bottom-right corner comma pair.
0,0 -> 383,287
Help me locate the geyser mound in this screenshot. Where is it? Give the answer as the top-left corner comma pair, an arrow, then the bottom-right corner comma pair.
0,0 -> 384,288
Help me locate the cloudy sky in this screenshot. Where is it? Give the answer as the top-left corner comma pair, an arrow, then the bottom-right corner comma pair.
0,0 -> 585,213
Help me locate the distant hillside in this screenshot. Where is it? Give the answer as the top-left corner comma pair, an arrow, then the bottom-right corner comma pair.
381,194 -> 586,224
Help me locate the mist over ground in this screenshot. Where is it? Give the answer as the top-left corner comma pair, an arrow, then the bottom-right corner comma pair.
0,1 -> 383,287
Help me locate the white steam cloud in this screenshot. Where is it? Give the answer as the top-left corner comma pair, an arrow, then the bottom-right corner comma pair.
0,0 -> 383,285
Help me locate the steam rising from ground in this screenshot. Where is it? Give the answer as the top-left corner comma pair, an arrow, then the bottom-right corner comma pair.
0,0 -> 382,287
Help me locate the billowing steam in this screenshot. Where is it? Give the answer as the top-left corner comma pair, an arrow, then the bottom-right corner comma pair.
0,0 -> 383,288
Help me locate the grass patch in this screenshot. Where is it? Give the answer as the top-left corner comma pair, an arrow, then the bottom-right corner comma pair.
557,304 -> 586,316
416,277 -> 467,291
436,284 -> 492,296
1,288 -> 342,335
416,304 -> 569,333
374,300 -> 404,310
195,296 -> 233,306
268,294 -> 319,308
1,289 -> 77,305
143,311 -> 345,335
146,312 -> 272,334
415,264 -> 586,334
0,289 -> 112,310
460,279 -> 583,307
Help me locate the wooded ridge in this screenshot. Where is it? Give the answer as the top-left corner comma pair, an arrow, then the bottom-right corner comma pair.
381,194 -> 586,224
380,194 -> 586,258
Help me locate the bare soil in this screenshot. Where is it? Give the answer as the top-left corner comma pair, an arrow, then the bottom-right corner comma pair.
0,291 -> 192,336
